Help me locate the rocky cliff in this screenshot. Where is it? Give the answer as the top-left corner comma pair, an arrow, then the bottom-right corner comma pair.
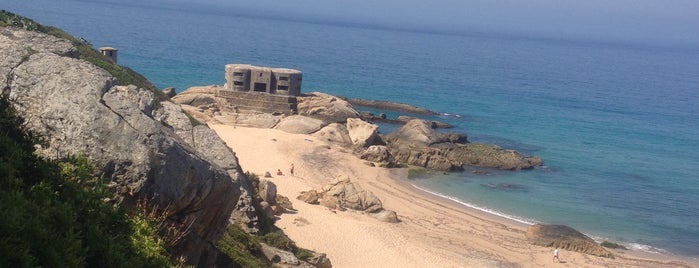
1,26 -> 258,266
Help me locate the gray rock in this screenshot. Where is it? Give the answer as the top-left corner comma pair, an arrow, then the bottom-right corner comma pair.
2,27 -> 260,265
275,115 -> 323,134
162,87 -> 176,99
308,252 -> 333,268
346,118 -> 378,148
312,123 -> 352,145
371,210 -> 399,223
260,243 -> 300,265
359,145 -> 391,163
526,224 -> 613,258
296,92 -> 359,124
297,190 -> 320,205
385,119 -> 542,171
321,178 -> 383,213
258,179 -> 278,205
1,27 -> 78,88
259,201 -> 275,220
170,85 -> 221,106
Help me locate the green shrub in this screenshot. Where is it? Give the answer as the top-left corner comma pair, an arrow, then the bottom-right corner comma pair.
0,96 -> 175,267
216,224 -> 270,268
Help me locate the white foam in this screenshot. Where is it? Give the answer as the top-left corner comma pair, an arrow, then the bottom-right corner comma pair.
411,184 -> 537,225
628,243 -> 668,254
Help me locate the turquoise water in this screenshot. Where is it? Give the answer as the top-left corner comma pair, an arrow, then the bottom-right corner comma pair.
4,0 -> 699,258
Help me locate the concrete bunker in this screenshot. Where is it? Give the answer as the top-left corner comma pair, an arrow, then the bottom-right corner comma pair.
219,64 -> 303,115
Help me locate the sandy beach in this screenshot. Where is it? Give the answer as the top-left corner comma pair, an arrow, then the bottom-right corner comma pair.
210,124 -> 695,268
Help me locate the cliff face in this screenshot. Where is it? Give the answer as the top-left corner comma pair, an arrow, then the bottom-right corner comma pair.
1,27 -> 258,266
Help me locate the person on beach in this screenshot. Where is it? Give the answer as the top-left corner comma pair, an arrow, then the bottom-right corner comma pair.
290,163 -> 294,176
553,247 -> 560,262
276,169 -> 283,176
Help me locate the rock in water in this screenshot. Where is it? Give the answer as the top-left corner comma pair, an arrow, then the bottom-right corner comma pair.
526,224 -> 613,258
385,119 -> 542,171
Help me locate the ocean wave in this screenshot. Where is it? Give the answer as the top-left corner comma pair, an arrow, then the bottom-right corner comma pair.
411,184 -> 538,225
628,243 -> 668,254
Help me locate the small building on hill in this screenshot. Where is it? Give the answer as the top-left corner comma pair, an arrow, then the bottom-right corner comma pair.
99,46 -> 118,64
218,64 -> 303,115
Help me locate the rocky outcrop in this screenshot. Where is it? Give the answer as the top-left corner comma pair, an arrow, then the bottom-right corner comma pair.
385,119 -> 542,171
260,243 -> 301,266
345,98 -> 438,115
321,178 -> 384,212
312,123 -> 352,145
274,115 -> 324,134
1,27 -> 78,88
301,178 -> 399,223
526,224 -> 613,258
359,145 -> 391,163
2,27 -> 258,266
297,92 -> 359,124
346,117 -> 378,148
297,190 -> 321,205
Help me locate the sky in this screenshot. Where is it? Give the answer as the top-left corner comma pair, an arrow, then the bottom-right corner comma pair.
28,0 -> 693,47
156,0 -> 699,47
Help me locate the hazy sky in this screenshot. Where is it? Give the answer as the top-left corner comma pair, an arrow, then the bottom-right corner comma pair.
154,0 -> 699,46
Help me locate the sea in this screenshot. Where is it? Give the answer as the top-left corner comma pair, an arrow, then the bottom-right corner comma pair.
4,0 -> 699,260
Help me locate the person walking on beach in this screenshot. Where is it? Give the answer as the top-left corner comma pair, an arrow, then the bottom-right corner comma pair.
553,247 -> 560,262
290,163 -> 294,176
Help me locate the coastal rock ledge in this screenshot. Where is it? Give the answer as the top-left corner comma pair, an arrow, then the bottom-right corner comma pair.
385,119 -> 543,171
526,224 -> 613,258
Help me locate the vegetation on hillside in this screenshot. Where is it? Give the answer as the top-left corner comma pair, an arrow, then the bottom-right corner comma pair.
2,10 -> 318,267
1,10 -> 162,98
0,97 -> 179,267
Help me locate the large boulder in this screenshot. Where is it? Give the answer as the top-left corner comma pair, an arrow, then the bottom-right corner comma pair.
371,210 -> 399,223
526,224 -> 613,258
385,119 -> 542,171
274,115 -> 323,134
359,145 -> 391,163
312,123 -> 352,145
296,92 -> 360,124
321,178 -> 383,213
257,179 -> 278,205
297,190 -> 320,205
346,118 -> 379,148
2,27 -> 258,266
259,243 -> 300,266
170,85 -> 221,106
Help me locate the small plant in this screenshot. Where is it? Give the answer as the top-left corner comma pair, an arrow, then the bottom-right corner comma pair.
216,224 -> 270,268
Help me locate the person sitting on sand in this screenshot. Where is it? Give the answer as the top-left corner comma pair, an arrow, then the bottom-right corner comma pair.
553,247 -> 560,262
276,169 -> 283,176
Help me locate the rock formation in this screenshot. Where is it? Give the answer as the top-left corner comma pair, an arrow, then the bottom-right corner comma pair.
2,26 -> 259,266
526,224 -> 613,258
296,92 -> 359,124
299,178 -> 399,223
346,117 -> 378,148
384,119 -> 542,171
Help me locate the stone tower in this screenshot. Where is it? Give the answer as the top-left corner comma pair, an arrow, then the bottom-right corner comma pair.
99,46 -> 118,64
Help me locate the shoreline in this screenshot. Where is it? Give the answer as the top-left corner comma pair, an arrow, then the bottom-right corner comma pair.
210,124 -> 696,267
